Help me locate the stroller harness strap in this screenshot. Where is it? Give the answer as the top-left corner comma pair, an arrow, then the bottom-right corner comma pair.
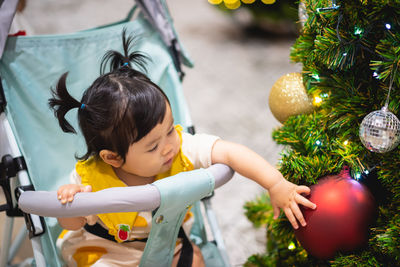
140,168 -> 215,267
177,227 -> 194,267
83,223 -> 193,266
83,223 -> 148,243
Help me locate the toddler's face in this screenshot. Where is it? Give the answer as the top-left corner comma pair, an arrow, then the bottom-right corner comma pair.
120,103 -> 180,178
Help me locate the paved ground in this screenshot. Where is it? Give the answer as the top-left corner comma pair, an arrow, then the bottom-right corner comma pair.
0,0 -> 301,266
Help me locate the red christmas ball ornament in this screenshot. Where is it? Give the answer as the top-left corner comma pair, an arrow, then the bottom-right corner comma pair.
294,166 -> 376,260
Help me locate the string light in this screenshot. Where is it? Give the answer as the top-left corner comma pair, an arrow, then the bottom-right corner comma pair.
354,26 -> 363,35
288,241 -> 296,250
385,23 -> 392,30
313,95 -> 323,106
316,0 -> 340,12
354,169 -> 371,182
311,73 -> 320,81
315,140 -> 322,146
313,93 -> 328,106
354,168 -> 371,181
343,140 -> 349,146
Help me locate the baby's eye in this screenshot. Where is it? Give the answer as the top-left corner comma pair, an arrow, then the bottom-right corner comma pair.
167,128 -> 174,135
148,144 -> 158,152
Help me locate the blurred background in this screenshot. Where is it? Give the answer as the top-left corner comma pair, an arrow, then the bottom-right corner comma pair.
1,0 -> 302,265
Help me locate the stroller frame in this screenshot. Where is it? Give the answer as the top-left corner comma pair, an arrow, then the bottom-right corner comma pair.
0,1 -> 232,266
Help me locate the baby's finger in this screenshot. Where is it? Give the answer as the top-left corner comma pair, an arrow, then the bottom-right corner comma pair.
66,188 -> 78,202
60,193 -> 69,204
291,202 -> 306,227
296,194 -> 317,210
57,187 -> 67,200
296,185 -> 311,195
58,190 -> 70,204
273,205 -> 280,219
284,208 -> 299,229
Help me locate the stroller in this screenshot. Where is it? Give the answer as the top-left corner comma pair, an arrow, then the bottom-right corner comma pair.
0,1 -> 234,266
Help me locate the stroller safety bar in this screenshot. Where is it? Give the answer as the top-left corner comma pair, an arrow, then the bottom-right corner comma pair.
18,164 -> 234,218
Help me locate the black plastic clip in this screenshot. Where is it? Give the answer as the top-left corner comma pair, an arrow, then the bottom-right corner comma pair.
15,185 -> 46,238
201,190 -> 215,201
0,155 -> 27,216
0,76 -> 6,113
169,39 -> 185,81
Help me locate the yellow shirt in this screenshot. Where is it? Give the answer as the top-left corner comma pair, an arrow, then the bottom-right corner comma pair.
75,125 -> 194,243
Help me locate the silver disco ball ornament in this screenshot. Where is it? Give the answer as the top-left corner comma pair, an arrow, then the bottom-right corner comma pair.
359,106 -> 400,153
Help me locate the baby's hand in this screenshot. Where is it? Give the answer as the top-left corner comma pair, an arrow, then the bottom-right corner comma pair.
57,184 -> 92,204
268,179 -> 316,229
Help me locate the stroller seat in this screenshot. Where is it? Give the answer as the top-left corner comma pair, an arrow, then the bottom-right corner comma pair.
0,1 -> 233,266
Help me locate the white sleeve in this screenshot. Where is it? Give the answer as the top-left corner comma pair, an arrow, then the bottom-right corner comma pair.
69,169 -> 82,185
181,132 -> 220,169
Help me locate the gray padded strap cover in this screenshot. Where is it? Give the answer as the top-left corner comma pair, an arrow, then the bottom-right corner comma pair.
19,184 -> 160,217
18,164 -> 234,218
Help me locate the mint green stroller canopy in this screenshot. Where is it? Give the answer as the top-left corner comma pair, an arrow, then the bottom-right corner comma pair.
0,2 -> 231,266
1,11 -> 193,192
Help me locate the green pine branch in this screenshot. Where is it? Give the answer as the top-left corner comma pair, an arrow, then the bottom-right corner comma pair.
246,0 -> 400,266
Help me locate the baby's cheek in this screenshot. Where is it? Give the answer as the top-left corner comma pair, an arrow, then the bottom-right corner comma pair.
174,135 -> 180,150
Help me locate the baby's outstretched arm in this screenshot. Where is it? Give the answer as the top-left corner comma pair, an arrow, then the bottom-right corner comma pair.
211,140 -> 316,229
57,184 -> 96,230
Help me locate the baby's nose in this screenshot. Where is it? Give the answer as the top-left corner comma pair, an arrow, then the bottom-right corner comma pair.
162,144 -> 173,155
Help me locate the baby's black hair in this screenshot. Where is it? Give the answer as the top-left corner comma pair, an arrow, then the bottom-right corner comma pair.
49,29 -> 169,162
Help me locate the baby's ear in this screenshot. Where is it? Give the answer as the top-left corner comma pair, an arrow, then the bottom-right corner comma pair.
99,150 -> 123,168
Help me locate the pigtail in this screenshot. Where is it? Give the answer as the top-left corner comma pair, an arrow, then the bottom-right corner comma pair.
100,28 -> 149,74
48,72 -> 81,133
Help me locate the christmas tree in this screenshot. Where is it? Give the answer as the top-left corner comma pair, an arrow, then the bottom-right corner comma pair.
244,0 -> 400,266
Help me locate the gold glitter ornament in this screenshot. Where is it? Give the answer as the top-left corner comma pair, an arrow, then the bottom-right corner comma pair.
268,72 -> 314,123
261,0 -> 276,4
224,0 -> 241,9
224,0 -> 239,4
208,0 -> 223,4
